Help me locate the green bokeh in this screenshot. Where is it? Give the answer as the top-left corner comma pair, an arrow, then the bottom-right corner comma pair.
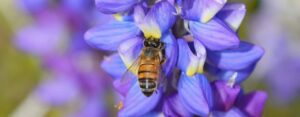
0,13 -> 41,116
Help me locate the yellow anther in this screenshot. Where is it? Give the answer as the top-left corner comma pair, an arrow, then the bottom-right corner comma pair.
113,14 -> 123,21
114,101 -> 124,110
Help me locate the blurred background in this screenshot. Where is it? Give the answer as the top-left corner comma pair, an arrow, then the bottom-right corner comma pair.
0,0 -> 300,116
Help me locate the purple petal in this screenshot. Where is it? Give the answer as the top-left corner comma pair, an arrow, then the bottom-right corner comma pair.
200,72 -> 214,109
177,39 -> 206,76
84,21 -> 141,51
205,64 -> 256,84
207,41 -> 264,70
79,73 -> 106,96
71,96 -> 107,117
118,37 -> 143,70
181,0 -> 227,23
43,55 -> 74,75
140,112 -> 162,117
118,83 -> 162,116
212,81 -> 241,111
115,37 -> 143,97
133,5 -> 146,23
61,0 -> 92,14
178,73 -> 211,116
17,0 -> 48,14
101,54 -> 127,80
35,77 -> 80,106
14,22 -> 65,56
212,107 -> 246,117
218,65 -> 255,84
217,3 -> 246,31
113,76 -> 136,97
91,12 -> 114,26
95,0 -> 138,14
163,93 -> 192,117
236,91 -> 268,117
161,33 -> 178,76
194,39 -> 207,74
189,18 -> 240,51
138,1 -> 176,39
266,58 -> 300,103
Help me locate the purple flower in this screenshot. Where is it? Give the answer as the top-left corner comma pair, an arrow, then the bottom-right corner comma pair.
17,0 -> 49,14
181,2 -> 245,51
86,0 -> 267,116
14,0 -> 110,116
14,11 -> 67,56
211,81 -> 268,117
101,54 -> 213,116
85,1 -> 177,72
61,0 -> 93,14
179,0 -> 226,23
95,0 -> 139,14
204,41 -> 264,84
36,75 -> 80,106
34,53 -> 109,117
163,93 -> 192,117
266,57 -> 300,104
176,2 -> 264,83
17,0 -> 93,17
248,0 -> 300,104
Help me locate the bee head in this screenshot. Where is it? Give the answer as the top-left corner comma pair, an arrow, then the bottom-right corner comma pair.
144,38 -> 164,49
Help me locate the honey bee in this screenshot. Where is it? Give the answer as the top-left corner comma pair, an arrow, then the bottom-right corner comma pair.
122,37 -> 166,97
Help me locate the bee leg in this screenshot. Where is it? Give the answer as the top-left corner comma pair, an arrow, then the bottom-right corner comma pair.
160,47 -> 166,64
160,58 -> 166,64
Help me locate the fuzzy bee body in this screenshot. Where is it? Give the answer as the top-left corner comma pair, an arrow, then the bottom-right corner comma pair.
121,38 -> 165,97
137,47 -> 162,97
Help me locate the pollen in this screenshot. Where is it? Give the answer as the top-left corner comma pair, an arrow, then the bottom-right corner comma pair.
186,62 -> 198,76
115,101 -> 124,110
113,14 -> 123,21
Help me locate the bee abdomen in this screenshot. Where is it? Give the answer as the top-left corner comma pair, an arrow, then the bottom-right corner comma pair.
138,78 -> 157,97
138,64 -> 158,79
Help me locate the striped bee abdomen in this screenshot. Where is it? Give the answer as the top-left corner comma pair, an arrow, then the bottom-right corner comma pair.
138,78 -> 157,97
138,64 -> 158,79
138,64 -> 159,97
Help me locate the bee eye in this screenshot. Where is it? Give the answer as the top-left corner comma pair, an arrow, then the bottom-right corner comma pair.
144,41 -> 150,47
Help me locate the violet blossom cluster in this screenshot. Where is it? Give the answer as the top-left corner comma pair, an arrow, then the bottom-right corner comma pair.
85,0 -> 268,117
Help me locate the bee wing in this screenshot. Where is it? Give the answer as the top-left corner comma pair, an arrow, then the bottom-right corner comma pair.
158,66 -> 167,89
118,38 -> 143,88
149,53 -> 165,90
119,56 -> 141,87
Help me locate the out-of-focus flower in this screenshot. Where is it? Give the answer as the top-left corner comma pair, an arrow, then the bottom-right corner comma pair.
86,0 -> 267,116
14,0 -> 111,116
249,0 -> 300,104
95,0 -> 140,14
17,0 -> 49,15
265,57 -> 300,104
14,11 -> 67,56
35,51 -> 109,117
